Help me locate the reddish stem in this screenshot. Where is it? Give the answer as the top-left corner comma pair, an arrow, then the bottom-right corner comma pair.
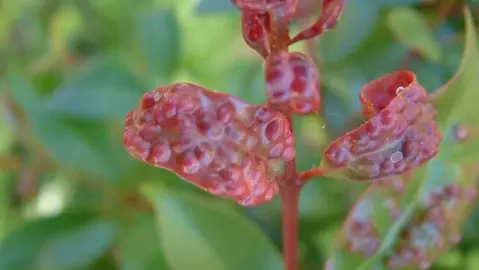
267,6 -> 293,51
279,181 -> 301,270
279,113 -> 300,270
298,166 -> 325,183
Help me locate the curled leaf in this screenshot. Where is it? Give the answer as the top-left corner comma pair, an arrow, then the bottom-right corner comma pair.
325,7 -> 479,269
233,0 -> 297,51
241,10 -> 271,58
265,50 -> 321,115
289,0 -> 345,45
123,83 -> 295,206
322,70 -> 441,181
231,0 -> 296,15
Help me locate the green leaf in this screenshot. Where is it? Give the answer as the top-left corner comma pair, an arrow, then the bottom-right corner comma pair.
224,60 -> 266,104
47,57 -> 147,121
0,210 -> 96,270
6,78 -> 128,179
117,214 -> 168,270
386,7 -> 442,62
381,0 -> 423,5
318,0 -> 380,63
38,220 -> 117,268
432,7 -> 479,133
137,9 -> 180,81
142,186 -> 283,270
325,7 -> 479,269
195,0 -> 237,15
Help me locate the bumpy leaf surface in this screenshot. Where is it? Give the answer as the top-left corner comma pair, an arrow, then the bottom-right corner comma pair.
325,7 -> 479,270
241,10 -> 271,58
123,83 -> 295,206
322,70 -> 441,181
265,50 -> 321,115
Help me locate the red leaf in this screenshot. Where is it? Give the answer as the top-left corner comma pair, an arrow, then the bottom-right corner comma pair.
241,10 -> 271,58
265,50 -> 321,115
231,0 -> 296,14
236,0 -> 297,52
123,83 -> 296,206
289,0 -> 345,45
322,70 -> 442,181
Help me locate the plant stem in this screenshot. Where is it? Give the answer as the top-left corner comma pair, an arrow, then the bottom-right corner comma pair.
280,113 -> 300,270
268,4 -> 294,51
280,182 -> 301,270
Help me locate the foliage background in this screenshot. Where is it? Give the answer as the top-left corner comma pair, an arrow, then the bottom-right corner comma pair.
0,0 -> 478,269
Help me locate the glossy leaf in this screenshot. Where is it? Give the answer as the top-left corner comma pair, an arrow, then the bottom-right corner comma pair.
142,185 -> 284,270
47,57 -> 147,121
386,7 -> 441,62
325,7 -> 479,269
116,215 -> 168,270
137,9 -> 180,80
38,220 -> 117,268
6,77 -> 128,180
0,210 -> 96,270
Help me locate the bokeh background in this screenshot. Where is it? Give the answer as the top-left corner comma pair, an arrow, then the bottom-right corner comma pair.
1,0 -> 479,269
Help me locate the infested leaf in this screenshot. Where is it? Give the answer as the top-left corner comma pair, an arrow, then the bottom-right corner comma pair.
321,70 -> 441,181
265,50 -> 321,115
241,9 -> 271,58
123,83 -> 295,206
325,6 -> 479,270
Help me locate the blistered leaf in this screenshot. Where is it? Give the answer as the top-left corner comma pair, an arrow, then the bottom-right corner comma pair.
265,50 -> 321,115
123,83 -> 296,206
325,7 -> 479,270
322,70 -> 441,181
241,9 -> 271,58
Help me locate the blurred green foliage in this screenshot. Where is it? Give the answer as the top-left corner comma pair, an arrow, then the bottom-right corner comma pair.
0,0 -> 478,270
